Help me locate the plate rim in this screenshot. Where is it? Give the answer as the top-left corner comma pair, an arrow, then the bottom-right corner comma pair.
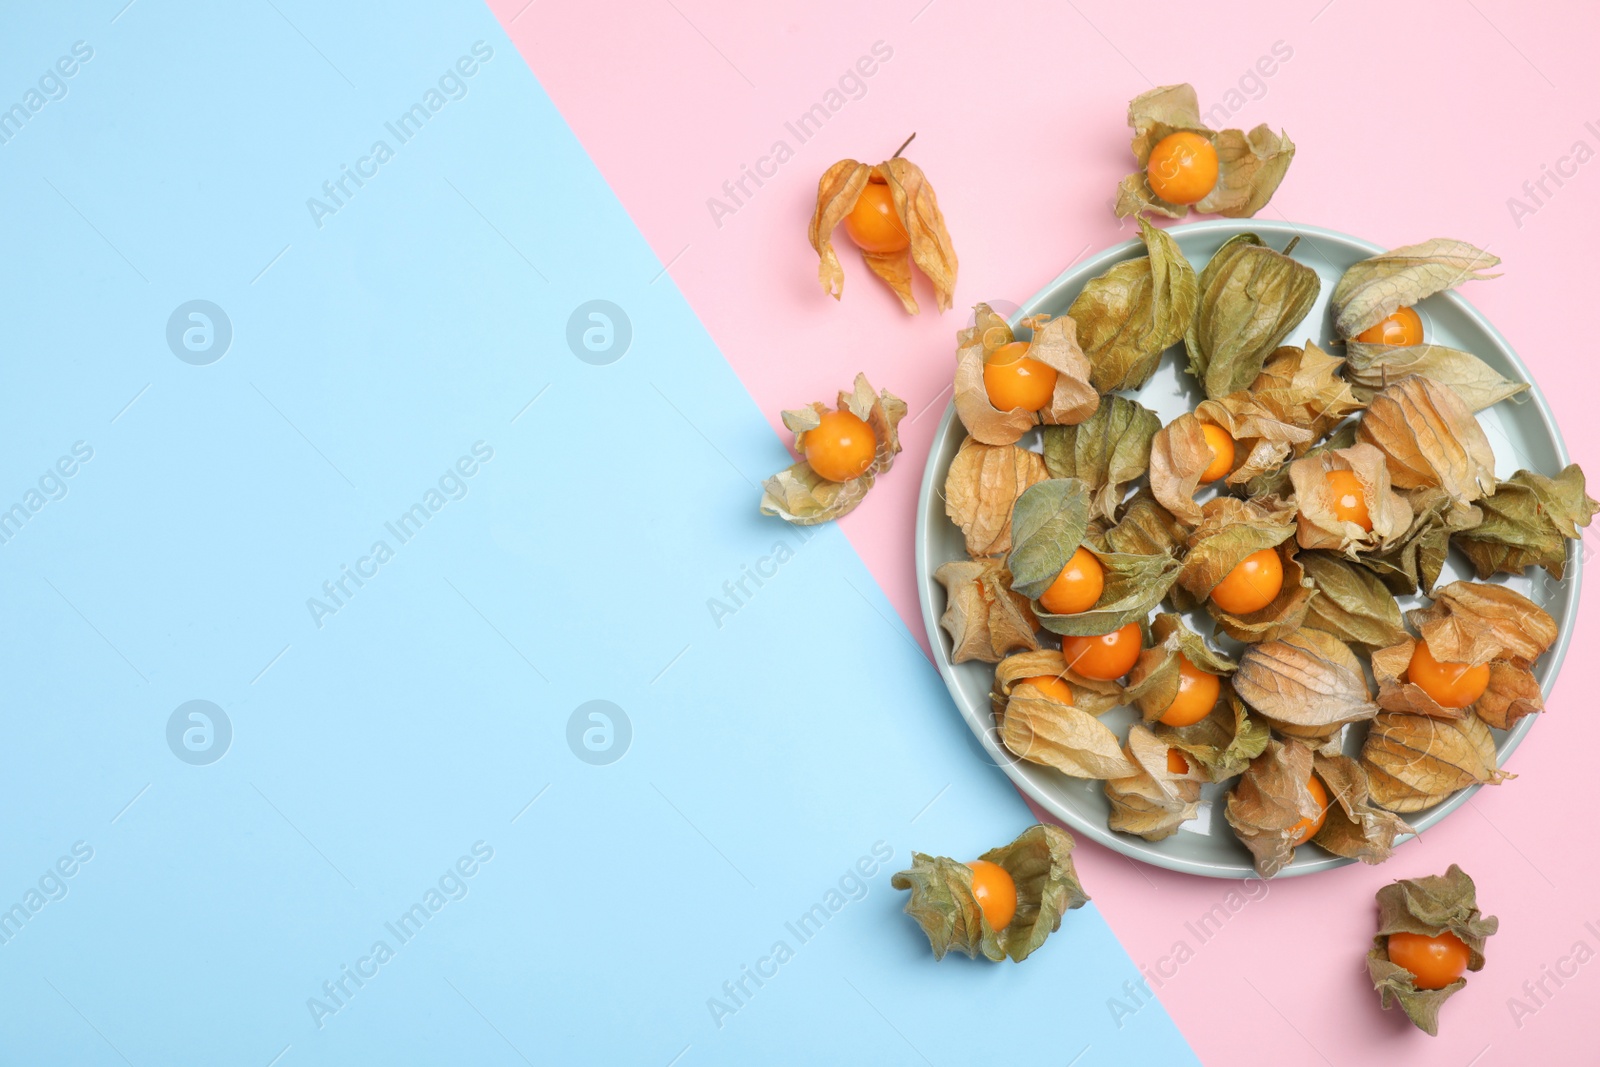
914,217 -> 1580,879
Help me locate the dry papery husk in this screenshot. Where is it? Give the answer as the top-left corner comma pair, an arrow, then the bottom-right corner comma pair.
1068,216 -> 1198,393
1105,724 -> 1206,842
934,557 -> 1038,664
993,649 -> 1124,718
1330,239 -> 1500,340
891,823 -> 1088,963
1197,393 -> 1315,485
1232,626 -> 1378,751
1042,395 -> 1161,522
1367,864 -> 1498,1035
1369,636 -> 1545,731
1245,421 -> 1358,500
1409,580 -> 1557,669
1299,551 -> 1408,650
1344,340 -> 1528,412
998,679 -> 1137,781
952,304 -> 1099,445
1453,464 -> 1598,581
760,373 -> 907,525
1311,752 -> 1414,865
1113,83 -> 1295,220
1357,375 -> 1496,503
1153,685 -> 1270,781
1148,412 -> 1218,526
1125,612 -> 1236,723
943,437 -> 1048,557
1223,738 -> 1327,878
1353,486 -> 1481,596
1174,497 -> 1314,643
1251,341 -> 1365,443
1360,710 -> 1508,813
1289,442 -> 1413,554
1105,488 -> 1190,557
810,156 -> 957,313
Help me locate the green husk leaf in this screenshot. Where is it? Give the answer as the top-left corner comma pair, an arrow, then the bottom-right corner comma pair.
1311,752 -> 1414,865
1007,478 -> 1091,600
1185,233 -> 1321,399
1042,395 -> 1162,523
1035,545 -> 1178,637
1344,341 -> 1529,412
1331,240 -> 1500,340
1068,217 -> 1199,392
1299,552 -> 1408,649
1367,864 -> 1498,1035
1224,737 -> 1325,878
1454,465 -> 1598,581
760,374 -> 906,525
1154,685 -> 1269,781
934,557 -> 1039,664
1356,376 -> 1496,502
1126,612 -> 1236,722
1105,724 -> 1205,841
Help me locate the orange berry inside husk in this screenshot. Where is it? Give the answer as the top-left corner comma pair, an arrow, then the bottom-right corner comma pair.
1061,622 -> 1144,681
1147,131 -> 1219,205
842,179 -> 909,254
1199,423 -> 1236,484
1289,773 -> 1329,847
1158,655 -> 1221,727
1021,675 -> 1075,704
1209,548 -> 1284,616
1037,547 -> 1105,615
803,409 -> 876,483
1355,305 -> 1424,347
1325,468 -> 1373,531
982,341 -> 1058,413
966,859 -> 1017,930
1386,931 -> 1471,990
1406,640 -> 1491,708
1167,749 -> 1191,775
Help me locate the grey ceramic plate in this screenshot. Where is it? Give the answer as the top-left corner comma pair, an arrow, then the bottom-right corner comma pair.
915,219 -> 1580,878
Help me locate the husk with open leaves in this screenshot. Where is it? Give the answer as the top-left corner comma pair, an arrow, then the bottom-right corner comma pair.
1367,864 -> 1498,1035
1290,442 -> 1413,554
1105,725 -> 1205,842
953,304 -> 1100,444
1125,612 -> 1236,723
1068,217 -> 1198,392
760,374 -> 907,525
809,157 -> 957,313
1153,685 -> 1269,781
1034,541 -> 1179,638
1453,465 -> 1597,581
935,557 -> 1038,664
891,823 -> 1088,963
1250,341 -> 1365,443
993,649 -> 1125,717
1330,239 -> 1499,340
944,438 -> 1049,557
999,681 -> 1137,780
1352,486 -> 1481,596
1112,83 -> 1294,220
1174,497 -> 1313,642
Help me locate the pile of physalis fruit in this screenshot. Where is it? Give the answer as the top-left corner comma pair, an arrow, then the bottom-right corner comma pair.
760,83 -> 1592,1033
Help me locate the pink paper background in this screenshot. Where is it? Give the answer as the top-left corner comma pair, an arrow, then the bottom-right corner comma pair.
494,0 -> 1600,1061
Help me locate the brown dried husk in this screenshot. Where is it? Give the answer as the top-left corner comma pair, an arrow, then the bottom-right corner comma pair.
1147,412 -> 1214,526
1367,863 -> 1498,1035
1311,752 -> 1414,865
952,305 -> 1099,445
1344,340 -> 1528,412
1289,443 -> 1413,554
760,373 -> 907,525
1105,488 -> 1190,557
1352,486 -> 1481,596
999,683 -> 1137,780
1174,498 -> 1313,643
944,438 -> 1049,557
1360,710 -> 1509,813
1453,464 -> 1598,581
1408,580 -> 1557,668
1224,738 -> 1326,878
1105,725 -> 1205,842
1356,376 -> 1496,503
809,157 -> 957,313
934,557 -> 1039,664
1250,341 -> 1365,444
1233,627 -> 1378,747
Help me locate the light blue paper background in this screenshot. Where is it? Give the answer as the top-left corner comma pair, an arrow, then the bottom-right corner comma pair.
0,3 -> 1198,1063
